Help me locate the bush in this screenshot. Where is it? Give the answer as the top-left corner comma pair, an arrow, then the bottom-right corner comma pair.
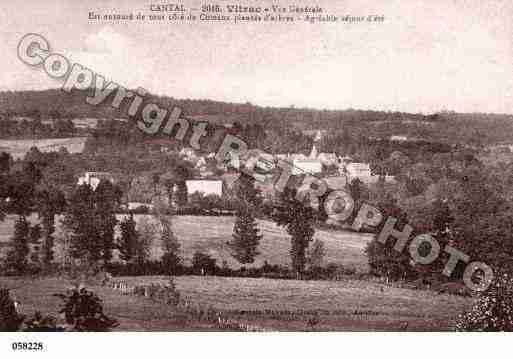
0,288 -> 24,331
192,251 -> 217,275
63,261 -> 104,286
150,278 -> 180,306
456,273 -> 513,331
54,287 -> 119,331
303,263 -> 357,280
23,312 -> 64,332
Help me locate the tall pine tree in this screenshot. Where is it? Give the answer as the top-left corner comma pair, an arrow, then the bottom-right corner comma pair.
227,174 -> 262,264
36,186 -> 66,267
4,216 -> 30,274
159,214 -> 181,275
271,187 -> 316,279
118,213 -> 139,263
94,181 -> 121,265
63,182 -> 120,266
62,184 -> 101,264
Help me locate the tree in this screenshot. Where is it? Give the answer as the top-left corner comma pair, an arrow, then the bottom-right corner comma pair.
0,288 -> 24,331
450,166 -> 513,277
62,184 -> 102,265
6,163 -> 42,217
28,224 -> 42,267
154,162 -> 194,209
192,251 -> 217,275
227,174 -> 262,264
133,217 -> 156,267
271,187 -> 316,279
0,152 -> 11,173
35,186 -> 66,267
365,195 -> 415,282
307,239 -> 326,269
456,273 -> 513,331
60,179 -> 119,267
55,287 -> 118,331
368,146 -> 390,186
118,213 -> 139,263
94,181 -> 122,265
159,215 -> 181,275
4,216 -> 31,274
229,206 -> 261,264
53,118 -> 75,137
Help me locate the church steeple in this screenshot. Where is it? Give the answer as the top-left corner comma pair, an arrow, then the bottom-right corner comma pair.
309,143 -> 318,159
309,130 -> 322,159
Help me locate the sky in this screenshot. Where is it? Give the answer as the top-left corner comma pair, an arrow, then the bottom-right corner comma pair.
1,0 -> 512,114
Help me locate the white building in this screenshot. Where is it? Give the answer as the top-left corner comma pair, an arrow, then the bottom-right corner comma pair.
292,159 -> 323,175
344,163 -> 395,184
126,202 -> 154,211
77,172 -> 114,190
277,143 -> 324,175
346,163 -> 373,179
390,135 -> 408,141
317,152 -> 338,166
186,179 -> 223,197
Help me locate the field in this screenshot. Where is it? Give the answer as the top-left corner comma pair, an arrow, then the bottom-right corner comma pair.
0,214 -> 374,272
0,275 -> 471,331
0,137 -> 88,159
0,214 -> 471,331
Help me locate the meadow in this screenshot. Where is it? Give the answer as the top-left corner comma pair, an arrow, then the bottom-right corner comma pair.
0,275 -> 471,331
0,214 -> 471,331
0,214 -> 374,272
0,137 -> 88,159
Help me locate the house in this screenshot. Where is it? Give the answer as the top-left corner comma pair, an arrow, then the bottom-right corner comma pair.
292,159 -> 323,175
186,179 -> 223,197
317,153 -> 338,166
345,163 -> 372,179
344,162 -> 395,184
324,176 -> 348,190
124,202 -> 155,211
277,142 -> 324,175
77,172 -> 114,190
180,147 -> 198,161
344,162 -> 378,184
390,135 -> 408,141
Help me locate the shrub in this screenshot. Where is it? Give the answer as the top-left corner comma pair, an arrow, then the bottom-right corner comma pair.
23,312 -> 64,332
192,251 -> 217,275
456,273 -> 513,331
153,278 -> 180,306
54,287 -> 118,331
0,288 -> 24,331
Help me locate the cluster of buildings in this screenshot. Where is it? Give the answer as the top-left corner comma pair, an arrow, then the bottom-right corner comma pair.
274,130 -> 392,185
77,129 -> 395,209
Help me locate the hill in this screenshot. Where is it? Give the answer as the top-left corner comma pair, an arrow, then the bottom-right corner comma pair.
2,89 -> 513,145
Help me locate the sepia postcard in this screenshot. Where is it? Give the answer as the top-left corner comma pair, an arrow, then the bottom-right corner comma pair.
1,0 -> 513,356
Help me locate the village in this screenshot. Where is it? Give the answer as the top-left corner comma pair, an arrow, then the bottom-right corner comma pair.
75,129 -> 394,212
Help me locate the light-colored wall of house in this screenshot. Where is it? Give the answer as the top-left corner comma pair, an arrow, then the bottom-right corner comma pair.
292,160 -> 323,175
186,180 -> 223,196
77,172 -> 114,190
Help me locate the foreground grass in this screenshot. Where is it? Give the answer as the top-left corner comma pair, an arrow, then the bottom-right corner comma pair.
0,276 -> 224,331
127,275 -> 472,331
1,275 -> 471,331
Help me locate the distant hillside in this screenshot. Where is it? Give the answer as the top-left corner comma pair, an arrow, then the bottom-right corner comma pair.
1,89 -> 513,144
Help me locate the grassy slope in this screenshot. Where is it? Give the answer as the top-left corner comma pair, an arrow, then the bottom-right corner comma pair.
124,275 -> 471,330
0,137 -> 88,159
0,214 -> 469,331
0,277 -> 217,331
0,276 -> 471,331
1,214 -> 373,272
